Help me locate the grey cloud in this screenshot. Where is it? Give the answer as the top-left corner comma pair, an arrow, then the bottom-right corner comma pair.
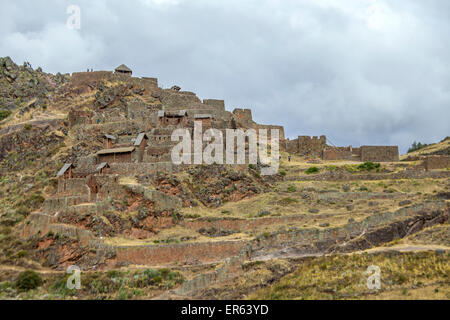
1,0 -> 449,153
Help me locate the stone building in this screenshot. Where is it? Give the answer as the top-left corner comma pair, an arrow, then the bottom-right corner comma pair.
360,146 -> 399,162
423,155 -> 450,171
286,136 -> 327,157
96,162 -> 110,175
286,135 -> 399,162
56,163 -> 75,193
97,147 -> 136,163
114,64 -> 132,76
134,133 -> 148,162
158,110 -> 187,127
194,114 -> 213,128
57,163 -> 74,179
69,64 -> 402,172
103,134 -> 117,149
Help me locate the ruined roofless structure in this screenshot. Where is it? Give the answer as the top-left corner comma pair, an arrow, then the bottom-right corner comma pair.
114,64 -> 132,76
67,64 -> 399,179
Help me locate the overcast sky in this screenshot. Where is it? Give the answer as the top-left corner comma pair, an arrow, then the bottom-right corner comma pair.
1,0 -> 449,153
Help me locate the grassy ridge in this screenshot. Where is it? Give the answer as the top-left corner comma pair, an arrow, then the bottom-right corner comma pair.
247,251 -> 449,300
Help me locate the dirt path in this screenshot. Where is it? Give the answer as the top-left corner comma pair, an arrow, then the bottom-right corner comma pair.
0,265 -> 63,275
363,244 -> 450,254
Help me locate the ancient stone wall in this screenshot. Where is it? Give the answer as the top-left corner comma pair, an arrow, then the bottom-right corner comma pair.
203,99 -> 225,110
360,146 -> 399,162
144,146 -> 172,163
148,134 -> 173,144
68,109 -> 94,127
127,100 -> 153,120
160,90 -> 203,109
255,124 -> 286,141
71,72 -> 158,93
97,175 -> 123,200
43,195 -> 89,213
70,71 -> 114,87
423,155 -> 450,171
98,151 -> 135,164
73,120 -> 143,142
109,162 -> 175,175
122,184 -> 181,211
286,135 -> 327,157
233,108 -> 253,125
57,178 -> 90,195
322,147 -> 352,161
114,240 -> 247,266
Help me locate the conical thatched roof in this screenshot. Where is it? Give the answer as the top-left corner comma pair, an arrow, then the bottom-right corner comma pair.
115,64 -> 132,72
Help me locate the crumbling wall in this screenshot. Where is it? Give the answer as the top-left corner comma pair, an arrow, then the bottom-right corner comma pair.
256,124 -> 285,141
70,71 -> 114,87
109,162 -> 174,175
286,135 -> 327,157
423,155 -> 450,171
233,108 -> 253,125
203,99 -> 225,110
114,240 -> 247,266
160,90 -> 203,109
68,109 -> 94,127
57,178 -> 90,195
360,146 -> 399,162
43,195 -> 89,213
97,175 -> 122,200
322,147 -> 352,161
285,139 -> 298,153
144,146 -> 172,163
98,151 -> 135,164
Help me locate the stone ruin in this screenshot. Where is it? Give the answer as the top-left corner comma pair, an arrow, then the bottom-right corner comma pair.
53,64 -> 404,216
286,135 -> 399,162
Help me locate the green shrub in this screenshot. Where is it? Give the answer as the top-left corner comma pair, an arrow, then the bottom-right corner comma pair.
279,197 -> 298,206
248,164 -> 255,170
0,281 -> 11,291
49,274 -> 77,296
279,170 -> 287,176
15,270 -> 43,291
15,250 -> 28,258
116,288 -> 131,300
16,205 -> 30,217
286,185 -> 297,193
306,167 -> 320,174
344,165 -> 358,174
0,110 -> 11,121
107,270 -> 120,278
24,124 -> 32,130
358,162 -> 381,171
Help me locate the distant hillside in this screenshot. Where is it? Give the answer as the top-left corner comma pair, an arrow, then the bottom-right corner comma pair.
401,137 -> 450,160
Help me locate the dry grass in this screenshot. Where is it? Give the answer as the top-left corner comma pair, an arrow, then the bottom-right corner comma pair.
247,251 -> 450,300
119,177 -> 138,185
400,139 -> 450,160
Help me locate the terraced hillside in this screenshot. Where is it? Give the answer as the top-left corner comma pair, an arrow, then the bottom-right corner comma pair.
0,57 -> 448,300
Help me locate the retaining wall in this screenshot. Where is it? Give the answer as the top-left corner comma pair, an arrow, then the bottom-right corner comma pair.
114,240 -> 248,266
